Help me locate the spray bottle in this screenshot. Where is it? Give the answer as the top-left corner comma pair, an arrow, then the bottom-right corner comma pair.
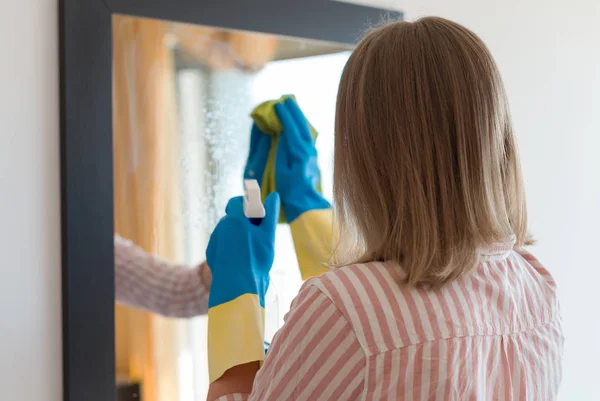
243,179 -> 279,353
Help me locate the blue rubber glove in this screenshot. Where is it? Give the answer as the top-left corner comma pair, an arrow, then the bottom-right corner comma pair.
275,98 -> 330,223
243,124 -> 271,187
206,192 -> 280,308
206,192 -> 280,383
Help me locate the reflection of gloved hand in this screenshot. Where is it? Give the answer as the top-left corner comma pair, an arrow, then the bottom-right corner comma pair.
206,193 -> 280,383
274,98 -> 331,222
275,98 -> 334,280
243,124 -> 271,187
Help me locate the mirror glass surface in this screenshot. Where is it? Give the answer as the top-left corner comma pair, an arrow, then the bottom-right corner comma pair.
112,15 -> 350,401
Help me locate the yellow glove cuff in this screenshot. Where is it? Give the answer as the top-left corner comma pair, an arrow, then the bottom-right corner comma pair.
290,208 -> 335,280
207,293 -> 265,383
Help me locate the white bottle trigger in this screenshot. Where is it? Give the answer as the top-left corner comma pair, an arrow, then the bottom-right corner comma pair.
243,179 -> 265,220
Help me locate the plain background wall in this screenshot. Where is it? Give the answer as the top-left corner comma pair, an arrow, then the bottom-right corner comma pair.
0,0 -> 62,400
0,0 -> 597,399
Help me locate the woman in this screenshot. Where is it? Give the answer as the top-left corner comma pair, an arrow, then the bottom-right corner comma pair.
113,98 -> 329,318
205,17 -> 564,400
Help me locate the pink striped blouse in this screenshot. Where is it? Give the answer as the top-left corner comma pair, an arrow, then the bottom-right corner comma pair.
216,243 -> 563,400
114,235 -> 211,317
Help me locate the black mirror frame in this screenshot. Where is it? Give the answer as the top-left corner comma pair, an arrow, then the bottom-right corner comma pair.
59,1 -> 401,399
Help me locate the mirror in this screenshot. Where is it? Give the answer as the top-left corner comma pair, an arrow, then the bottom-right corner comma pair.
112,15 -> 351,401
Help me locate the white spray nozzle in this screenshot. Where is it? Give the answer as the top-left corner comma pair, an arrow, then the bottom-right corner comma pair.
243,179 -> 265,219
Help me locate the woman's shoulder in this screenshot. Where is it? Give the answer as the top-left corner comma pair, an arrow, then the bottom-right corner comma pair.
513,247 -> 557,287
302,262 -> 408,353
305,262 -> 399,303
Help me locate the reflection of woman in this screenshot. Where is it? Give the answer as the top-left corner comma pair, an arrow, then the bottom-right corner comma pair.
113,95 -> 330,319
206,18 -> 563,401
115,235 -> 211,318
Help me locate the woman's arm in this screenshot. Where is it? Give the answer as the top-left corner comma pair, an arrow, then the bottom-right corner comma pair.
207,280 -> 366,401
114,235 -> 211,318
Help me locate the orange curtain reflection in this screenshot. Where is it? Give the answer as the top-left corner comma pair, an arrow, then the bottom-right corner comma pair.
172,23 -> 279,71
113,15 -> 183,401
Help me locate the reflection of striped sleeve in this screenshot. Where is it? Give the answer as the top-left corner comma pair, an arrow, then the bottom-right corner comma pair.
114,235 -> 210,318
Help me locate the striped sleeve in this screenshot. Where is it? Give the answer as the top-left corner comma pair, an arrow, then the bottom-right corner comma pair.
514,247 -> 555,285
214,395 -> 249,401
114,235 -> 211,318
216,279 -> 366,401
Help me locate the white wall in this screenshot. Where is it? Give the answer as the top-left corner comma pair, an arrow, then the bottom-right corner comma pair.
352,0 -> 600,399
0,0 -> 62,400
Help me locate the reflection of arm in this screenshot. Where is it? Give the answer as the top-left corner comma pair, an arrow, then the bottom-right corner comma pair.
289,209 -> 334,280
114,235 -> 211,318
207,279 -> 365,401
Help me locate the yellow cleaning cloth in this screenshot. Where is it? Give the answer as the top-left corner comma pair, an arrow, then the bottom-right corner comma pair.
250,94 -> 322,223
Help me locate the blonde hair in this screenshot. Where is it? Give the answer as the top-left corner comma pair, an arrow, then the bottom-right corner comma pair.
333,17 -> 530,287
